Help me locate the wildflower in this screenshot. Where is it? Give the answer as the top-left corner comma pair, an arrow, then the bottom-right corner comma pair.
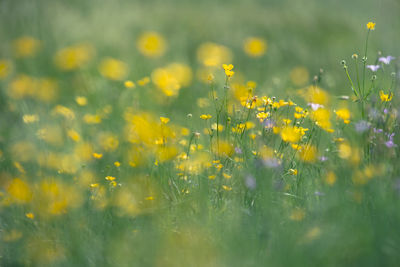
280,126 -> 301,143
124,80 -> 135,88
366,65 -> 380,72
338,142 -> 352,159
208,175 -> 216,180
385,133 -> 397,148
243,37 -> 267,57
379,56 -> 395,65
200,114 -> 212,120
211,123 -> 224,131
151,63 -> 192,96
0,60 -> 12,79
99,58 -> 128,81
308,103 -> 324,111
67,129 -> 81,142
197,42 -> 232,67
25,212 -> 34,219
335,108 -> 351,124
160,117 -> 170,124
299,145 -> 317,163
245,175 -> 256,190
13,36 -> 40,58
105,176 -> 116,181
22,114 -> 39,123
290,208 -> 305,221
92,153 -> 103,159
256,112 -> 269,122
311,108 -> 333,132
355,120 -> 371,133
137,32 -> 166,58
54,43 -> 94,70
366,22 -> 376,30
6,178 -> 32,203
137,77 -> 150,86
289,169 -> 298,175
222,63 -> 234,77
222,185 -> 232,191
84,114 -> 102,124
223,173 -> 232,179
325,171 -> 337,185
379,90 -> 393,102
114,161 -> 121,167
75,96 -> 87,106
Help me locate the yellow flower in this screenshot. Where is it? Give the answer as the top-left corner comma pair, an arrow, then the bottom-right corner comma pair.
105,176 -> 116,181
200,114 -> 212,120
367,22 -> 376,30
83,114 -> 102,124
289,169 -> 298,175
160,117 -> 170,124
311,108 -> 333,132
243,37 -> 267,57
67,129 -> 81,142
75,96 -> 87,106
299,145 -> 317,163
54,43 -> 94,71
223,173 -> 232,179
0,60 -> 12,79
379,90 -> 393,102
290,208 -> 305,221
99,57 -> 128,81
92,153 -> 103,159
124,80 -> 135,88
137,77 -> 150,86
137,32 -> 166,58
22,114 -> 39,124
151,63 -> 192,96
222,185 -> 232,191
325,171 -> 337,186
335,108 -> 351,124
13,36 -> 40,58
222,63 -> 235,77
280,126 -> 301,143
114,161 -> 121,167
197,42 -> 232,67
25,212 -> 35,219
6,178 -> 32,203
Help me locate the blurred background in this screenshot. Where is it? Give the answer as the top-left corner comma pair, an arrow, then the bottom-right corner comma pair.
1,0 -> 400,266
1,0 -> 399,103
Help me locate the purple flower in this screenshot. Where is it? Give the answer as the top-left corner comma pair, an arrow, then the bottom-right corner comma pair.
379,56 -> 395,65
263,158 -> 281,168
319,156 -> 328,162
373,128 -> 383,134
385,140 -> 396,148
235,147 -> 243,154
245,175 -> 256,190
263,119 -> 275,129
367,65 -> 380,72
385,133 -> 397,148
355,120 -> 371,133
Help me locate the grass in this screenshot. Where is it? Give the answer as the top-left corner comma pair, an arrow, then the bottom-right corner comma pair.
0,0 -> 400,266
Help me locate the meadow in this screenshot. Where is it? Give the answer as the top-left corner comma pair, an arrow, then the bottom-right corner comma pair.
1,0 -> 400,266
